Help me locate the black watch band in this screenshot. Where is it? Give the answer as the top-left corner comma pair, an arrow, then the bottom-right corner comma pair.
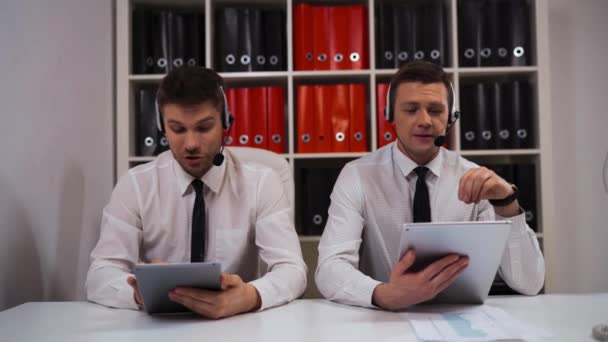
489,184 -> 519,207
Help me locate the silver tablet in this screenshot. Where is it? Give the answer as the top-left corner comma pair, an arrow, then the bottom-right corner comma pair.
399,221 -> 512,304
133,262 -> 222,314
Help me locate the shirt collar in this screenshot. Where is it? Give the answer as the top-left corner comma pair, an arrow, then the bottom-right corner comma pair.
392,142 -> 444,178
173,155 -> 226,196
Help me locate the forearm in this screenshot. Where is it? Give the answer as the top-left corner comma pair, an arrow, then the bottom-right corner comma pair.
249,263 -> 307,311
316,245 -> 382,308
496,212 -> 545,295
85,264 -> 139,310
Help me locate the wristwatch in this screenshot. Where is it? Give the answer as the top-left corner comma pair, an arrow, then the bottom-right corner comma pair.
489,184 -> 519,207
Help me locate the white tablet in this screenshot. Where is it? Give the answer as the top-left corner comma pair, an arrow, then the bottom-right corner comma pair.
133,262 -> 222,314
399,221 -> 512,304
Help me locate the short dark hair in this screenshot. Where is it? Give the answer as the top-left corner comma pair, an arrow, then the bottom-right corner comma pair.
156,66 -> 224,114
388,61 -> 453,115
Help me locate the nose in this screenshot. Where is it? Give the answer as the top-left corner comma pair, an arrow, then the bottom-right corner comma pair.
416,109 -> 432,127
184,131 -> 198,151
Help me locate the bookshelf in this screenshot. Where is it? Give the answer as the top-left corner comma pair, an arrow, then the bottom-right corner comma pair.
115,0 -> 555,297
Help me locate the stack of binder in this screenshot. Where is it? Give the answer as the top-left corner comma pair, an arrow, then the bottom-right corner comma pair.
299,167 -> 343,235
215,7 -> 286,72
296,84 -> 368,153
132,7 -> 205,74
375,0 -> 448,69
135,85 -> 169,156
376,83 -> 397,148
224,86 -> 286,154
458,0 -> 531,67
460,79 -> 534,150
294,4 -> 368,71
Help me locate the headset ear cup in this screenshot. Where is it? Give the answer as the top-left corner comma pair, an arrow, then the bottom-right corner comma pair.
155,100 -> 164,133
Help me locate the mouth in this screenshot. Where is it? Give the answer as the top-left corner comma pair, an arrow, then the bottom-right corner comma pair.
413,134 -> 434,140
184,155 -> 203,166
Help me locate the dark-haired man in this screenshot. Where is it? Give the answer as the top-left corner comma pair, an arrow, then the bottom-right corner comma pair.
86,67 -> 306,318
315,61 -> 544,310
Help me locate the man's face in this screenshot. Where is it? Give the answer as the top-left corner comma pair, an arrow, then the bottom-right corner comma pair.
393,82 -> 450,165
162,102 -> 223,178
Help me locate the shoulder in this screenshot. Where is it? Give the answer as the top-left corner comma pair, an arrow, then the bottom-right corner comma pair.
343,143 -> 393,173
441,148 -> 481,175
115,151 -> 173,191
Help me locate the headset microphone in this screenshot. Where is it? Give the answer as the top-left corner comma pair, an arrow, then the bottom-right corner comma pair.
433,111 -> 460,147
212,115 -> 235,166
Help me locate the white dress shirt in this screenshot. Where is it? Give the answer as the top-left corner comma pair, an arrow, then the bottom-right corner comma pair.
86,149 -> 307,311
315,143 -> 545,308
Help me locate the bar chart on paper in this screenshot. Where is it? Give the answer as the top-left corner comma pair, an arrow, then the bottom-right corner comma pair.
399,306 -> 551,341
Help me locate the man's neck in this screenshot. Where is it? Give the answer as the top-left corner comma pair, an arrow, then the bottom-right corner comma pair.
396,142 -> 440,166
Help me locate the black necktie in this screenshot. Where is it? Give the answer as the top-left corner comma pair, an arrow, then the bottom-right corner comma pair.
191,179 -> 205,262
413,166 -> 431,222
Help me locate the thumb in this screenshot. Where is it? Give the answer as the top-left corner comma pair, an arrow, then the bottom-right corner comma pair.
127,275 -> 137,287
392,249 -> 416,278
220,273 -> 242,290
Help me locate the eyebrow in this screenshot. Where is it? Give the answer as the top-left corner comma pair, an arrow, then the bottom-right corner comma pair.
398,101 -> 446,107
166,117 -> 216,126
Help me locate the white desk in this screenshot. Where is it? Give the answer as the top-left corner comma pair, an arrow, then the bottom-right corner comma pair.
1,294 -> 606,341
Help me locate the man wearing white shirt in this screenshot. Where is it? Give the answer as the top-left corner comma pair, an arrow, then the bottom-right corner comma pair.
315,61 -> 545,310
86,66 -> 307,318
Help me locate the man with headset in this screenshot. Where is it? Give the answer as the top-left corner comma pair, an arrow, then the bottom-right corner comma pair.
85,66 -> 307,318
315,61 -> 545,310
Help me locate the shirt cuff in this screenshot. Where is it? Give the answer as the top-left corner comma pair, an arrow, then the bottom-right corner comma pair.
495,208 -> 528,238
360,277 -> 384,309
248,278 -> 274,312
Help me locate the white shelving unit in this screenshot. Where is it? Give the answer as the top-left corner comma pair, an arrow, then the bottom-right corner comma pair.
115,0 -> 555,296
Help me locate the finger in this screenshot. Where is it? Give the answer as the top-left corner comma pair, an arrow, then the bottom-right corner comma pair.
429,257 -> 469,287
220,273 -> 242,290
173,287 -> 218,305
458,170 -> 471,201
466,168 -> 487,203
392,249 -> 416,278
477,176 -> 499,203
472,172 -> 493,203
435,262 -> 469,294
459,168 -> 479,203
127,275 -> 143,304
151,259 -> 168,264
419,254 -> 461,281
169,291 -> 216,317
127,275 -> 137,287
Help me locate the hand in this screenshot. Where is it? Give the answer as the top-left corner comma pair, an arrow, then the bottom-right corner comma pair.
168,273 -> 261,319
372,249 -> 469,311
127,259 -> 168,306
458,167 -> 519,216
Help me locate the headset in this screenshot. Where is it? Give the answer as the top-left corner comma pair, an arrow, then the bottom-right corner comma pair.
384,73 -> 461,147
155,70 -> 234,166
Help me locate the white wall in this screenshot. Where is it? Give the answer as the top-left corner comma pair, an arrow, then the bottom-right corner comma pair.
548,0 -> 608,292
0,1 -> 113,310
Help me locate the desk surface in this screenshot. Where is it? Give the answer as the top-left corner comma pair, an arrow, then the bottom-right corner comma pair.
1,294 -> 606,341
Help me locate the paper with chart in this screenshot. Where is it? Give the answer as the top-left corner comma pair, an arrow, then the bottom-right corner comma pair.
403,305 -> 551,341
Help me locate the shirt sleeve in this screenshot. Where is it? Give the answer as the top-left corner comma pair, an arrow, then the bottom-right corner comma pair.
248,168 -> 308,311
315,164 -> 382,308
477,201 -> 545,295
84,172 -> 142,310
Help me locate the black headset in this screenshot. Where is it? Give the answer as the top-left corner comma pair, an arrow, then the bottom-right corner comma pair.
155,87 -> 233,133
384,75 -> 460,147
384,77 -> 459,125
154,69 -> 234,166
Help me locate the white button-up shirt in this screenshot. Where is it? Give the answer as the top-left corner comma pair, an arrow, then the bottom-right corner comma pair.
316,143 -> 545,308
86,149 -> 307,311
